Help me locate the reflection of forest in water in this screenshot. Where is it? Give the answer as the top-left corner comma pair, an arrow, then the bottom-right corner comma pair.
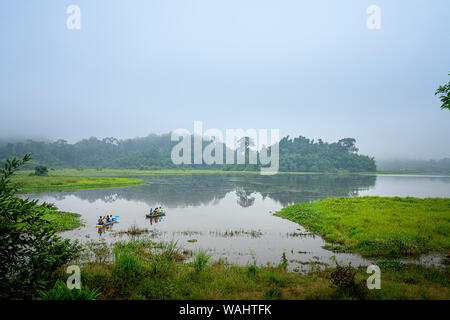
47,174 -> 377,208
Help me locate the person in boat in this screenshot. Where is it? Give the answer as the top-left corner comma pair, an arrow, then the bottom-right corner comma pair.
98,216 -> 103,225
102,216 -> 107,224
149,208 -> 153,215
154,207 -> 159,214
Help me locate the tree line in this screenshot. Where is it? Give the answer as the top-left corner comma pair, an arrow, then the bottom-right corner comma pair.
0,134 -> 376,172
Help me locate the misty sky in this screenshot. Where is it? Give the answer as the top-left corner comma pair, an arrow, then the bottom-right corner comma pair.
1,0 -> 449,160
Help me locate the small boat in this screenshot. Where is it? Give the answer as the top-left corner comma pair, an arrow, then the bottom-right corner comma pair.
146,210 -> 166,218
96,217 -> 119,228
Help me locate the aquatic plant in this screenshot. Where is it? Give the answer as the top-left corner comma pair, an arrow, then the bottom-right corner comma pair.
173,231 -> 203,236
279,252 -> 288,271
114,224 -> 151,236
193,250 -> 211,272
85,240 -> 111,263
209,229 -> 264,238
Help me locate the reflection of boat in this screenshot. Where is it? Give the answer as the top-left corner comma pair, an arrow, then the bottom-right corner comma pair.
146,210 -> 166,218
96,217 -> 118,228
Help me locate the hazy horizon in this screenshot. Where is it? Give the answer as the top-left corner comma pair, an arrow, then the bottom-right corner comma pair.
1,0 -> 449,161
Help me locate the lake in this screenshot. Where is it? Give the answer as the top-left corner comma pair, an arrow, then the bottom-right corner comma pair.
24,173 -> 450,271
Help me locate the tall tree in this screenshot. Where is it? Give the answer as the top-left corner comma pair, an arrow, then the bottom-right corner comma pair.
338,138 -> 359,153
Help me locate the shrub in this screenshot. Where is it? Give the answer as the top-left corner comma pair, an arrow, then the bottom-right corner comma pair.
34,165 -> 48,176
0,155 -> 82,299
328,264 -> 368,299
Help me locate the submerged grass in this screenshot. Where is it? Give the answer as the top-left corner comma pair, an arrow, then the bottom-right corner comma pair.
51,239 -> 449,300
275,196 -> 450,257
12,173 -> 145,193
209,229 -> 264,238
114,224 -> 153,236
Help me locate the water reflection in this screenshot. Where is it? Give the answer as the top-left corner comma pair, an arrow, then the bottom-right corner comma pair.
235,187 -> 256,207
45,174 -> 377,208
97,223 -> 117,236
23,173 -> 450,271
147,215 -> 164,226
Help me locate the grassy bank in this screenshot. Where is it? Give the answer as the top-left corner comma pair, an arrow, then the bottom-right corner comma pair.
12,174 -> 146,193
18,168 -> 449,178
43,210 -> 82,232
275,196 -> 450,257
17,169 -> 325,176
46,239 -> 449,300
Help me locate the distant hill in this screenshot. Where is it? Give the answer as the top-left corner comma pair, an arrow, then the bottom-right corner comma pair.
0,134 -> 376,172
376,158 -> 450,172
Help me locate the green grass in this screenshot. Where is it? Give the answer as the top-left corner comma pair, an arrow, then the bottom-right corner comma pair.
19,169 -> 264,176
275,196 -> 450,257
12,173 -> 146,193
16,168 -> 449,178
16,168 -> 338,177
43,210 -> 82,232
51,239 -> 449,300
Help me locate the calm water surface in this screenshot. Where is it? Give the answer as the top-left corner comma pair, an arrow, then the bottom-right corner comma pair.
24,173 -> 450,271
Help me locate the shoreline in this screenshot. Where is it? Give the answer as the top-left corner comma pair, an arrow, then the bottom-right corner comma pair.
41,194 -> 449,300
15,168 -> 450,178
48,238 -> 449,300
275,196 -> 450,257
13,174 -> 146,193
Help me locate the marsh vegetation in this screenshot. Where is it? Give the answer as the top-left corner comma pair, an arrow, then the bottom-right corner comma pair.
275,196 -> 450,257
12,172 -> 145,193
44,239 -> 450,300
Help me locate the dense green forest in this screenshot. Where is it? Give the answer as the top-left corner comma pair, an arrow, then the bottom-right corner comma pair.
0,134 -> 376,172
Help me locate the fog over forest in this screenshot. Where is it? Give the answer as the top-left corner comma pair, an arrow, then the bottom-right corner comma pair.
1,1 -> 450,161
